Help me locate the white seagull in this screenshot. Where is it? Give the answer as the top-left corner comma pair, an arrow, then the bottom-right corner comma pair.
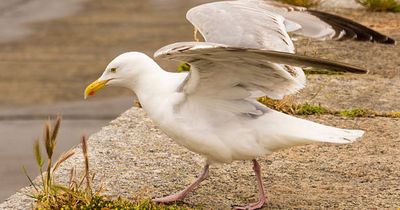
84,0 -> 393,209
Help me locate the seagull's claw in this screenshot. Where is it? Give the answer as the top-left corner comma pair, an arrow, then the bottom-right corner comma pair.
152,193 -> 185,204
233,197 -> 266,210
153,164 -> 210,204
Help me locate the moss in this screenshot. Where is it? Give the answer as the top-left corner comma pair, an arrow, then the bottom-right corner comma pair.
257,96 -> 400,119
339,108 -> 374,118
258,97 -> 331,116
278,0 -> 320,7
380,111 -> 400,118
387,112 -> 400,118
178,63 -> 191,72
357,0 -> 400,12
293,103 -> 330,115
303,68 -> 344,76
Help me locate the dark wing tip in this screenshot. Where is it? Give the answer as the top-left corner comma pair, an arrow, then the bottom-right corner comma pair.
307,10 -> 396,45
244,48 -> 369,74
381,36 -> 396,45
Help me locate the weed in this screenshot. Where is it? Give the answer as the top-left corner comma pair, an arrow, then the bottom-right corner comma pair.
24,117 -> 196,209
357,0 -> 400,12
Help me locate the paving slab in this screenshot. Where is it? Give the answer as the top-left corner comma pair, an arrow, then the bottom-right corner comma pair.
294,75 -> 400,112
1,108 -> 399,209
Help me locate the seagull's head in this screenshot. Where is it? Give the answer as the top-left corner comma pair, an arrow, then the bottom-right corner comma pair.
84,52 -> 154,99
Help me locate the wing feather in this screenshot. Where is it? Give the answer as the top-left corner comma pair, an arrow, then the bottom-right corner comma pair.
155,42 -> 367,101
187,1 -> 295,53
186,0 -> 396,45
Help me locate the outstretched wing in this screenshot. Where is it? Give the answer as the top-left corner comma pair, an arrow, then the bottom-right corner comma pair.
155,42 -> 367,102
187,0 -> 396,47
186,0 -> 296,53
304,9 -> 395,44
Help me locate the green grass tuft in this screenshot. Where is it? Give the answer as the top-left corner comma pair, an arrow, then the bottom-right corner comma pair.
278,0 -> 321,8
25,117 -> 197,210
357,0 -> 400,12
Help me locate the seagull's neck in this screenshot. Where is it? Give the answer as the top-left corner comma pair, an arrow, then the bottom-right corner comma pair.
130,60 -> 187,121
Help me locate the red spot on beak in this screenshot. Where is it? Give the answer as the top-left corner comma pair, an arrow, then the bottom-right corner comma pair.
89,91 -> 95,96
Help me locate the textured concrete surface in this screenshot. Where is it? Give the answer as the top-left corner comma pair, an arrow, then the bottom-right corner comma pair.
294,75 -> 400,112
1,108 -> 399,209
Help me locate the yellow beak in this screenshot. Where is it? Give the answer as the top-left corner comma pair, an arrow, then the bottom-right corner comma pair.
84,79 -> 109,99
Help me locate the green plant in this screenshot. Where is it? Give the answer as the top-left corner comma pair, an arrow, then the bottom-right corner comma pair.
339,108 -> 374,118
357,0 -> 400,12
24,117 -> 196,210
258,97 -> 331,115
278,0 -> 321,8
257,97 -> 400,118
23,116 -> 75,203
293,103 -> 330,115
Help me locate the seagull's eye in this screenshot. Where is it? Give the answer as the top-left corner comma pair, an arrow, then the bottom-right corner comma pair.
110,68 -> 117,73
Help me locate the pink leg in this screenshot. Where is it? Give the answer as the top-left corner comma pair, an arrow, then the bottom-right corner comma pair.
153,164 -> 209,203
234,160 -> 267,210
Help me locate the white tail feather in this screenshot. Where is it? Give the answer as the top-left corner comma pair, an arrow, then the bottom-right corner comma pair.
257,110 -> 365,152
311,126 -> 364,144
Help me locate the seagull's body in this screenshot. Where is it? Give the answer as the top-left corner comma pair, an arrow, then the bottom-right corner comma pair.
84,0 -> 394,209
131,55 -> 362,164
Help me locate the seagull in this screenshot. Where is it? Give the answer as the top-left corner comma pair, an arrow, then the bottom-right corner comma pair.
83,0 -> 392,209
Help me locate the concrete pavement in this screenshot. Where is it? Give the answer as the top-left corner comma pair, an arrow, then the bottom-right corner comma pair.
0,97 -> 133,201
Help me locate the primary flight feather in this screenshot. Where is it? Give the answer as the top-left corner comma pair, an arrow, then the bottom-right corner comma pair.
84,1 -> 389,209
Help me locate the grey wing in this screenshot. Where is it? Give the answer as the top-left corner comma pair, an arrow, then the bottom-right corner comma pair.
155,42 -> 367,101
186,1 -> 296,53
187,0 -> 395,45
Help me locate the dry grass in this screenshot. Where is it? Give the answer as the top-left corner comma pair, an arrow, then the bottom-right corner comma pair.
357,0 -> 400,12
